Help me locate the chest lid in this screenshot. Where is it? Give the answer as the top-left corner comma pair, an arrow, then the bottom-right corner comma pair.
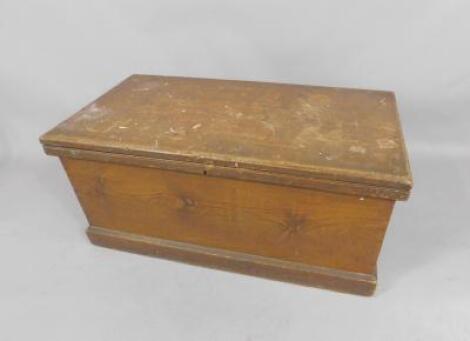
40,74 -> 412,200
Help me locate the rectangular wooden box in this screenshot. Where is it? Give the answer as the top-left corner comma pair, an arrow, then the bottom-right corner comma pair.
40,75 -> 412,295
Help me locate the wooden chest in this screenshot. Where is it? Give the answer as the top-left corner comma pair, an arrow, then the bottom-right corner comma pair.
40,75 -> 412,295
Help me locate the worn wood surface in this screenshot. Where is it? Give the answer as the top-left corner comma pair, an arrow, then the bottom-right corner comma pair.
62,157 -> 394,276
41,74 -> 412,200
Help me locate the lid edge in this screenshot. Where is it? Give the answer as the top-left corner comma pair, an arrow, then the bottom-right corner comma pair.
41,142 -> 411,201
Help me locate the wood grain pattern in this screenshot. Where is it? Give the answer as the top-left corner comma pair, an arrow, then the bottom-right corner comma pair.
62,157 -> 394,275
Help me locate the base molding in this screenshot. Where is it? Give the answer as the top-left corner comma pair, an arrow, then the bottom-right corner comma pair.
87,225 -> 377,296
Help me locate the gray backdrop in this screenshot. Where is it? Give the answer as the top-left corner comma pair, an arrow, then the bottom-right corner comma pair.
1,1 -> 469,340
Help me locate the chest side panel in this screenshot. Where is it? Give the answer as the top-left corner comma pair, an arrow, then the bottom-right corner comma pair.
62,157 -> 394,274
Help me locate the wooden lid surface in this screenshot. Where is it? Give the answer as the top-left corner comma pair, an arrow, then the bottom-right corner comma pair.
41,74 -> 412,200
